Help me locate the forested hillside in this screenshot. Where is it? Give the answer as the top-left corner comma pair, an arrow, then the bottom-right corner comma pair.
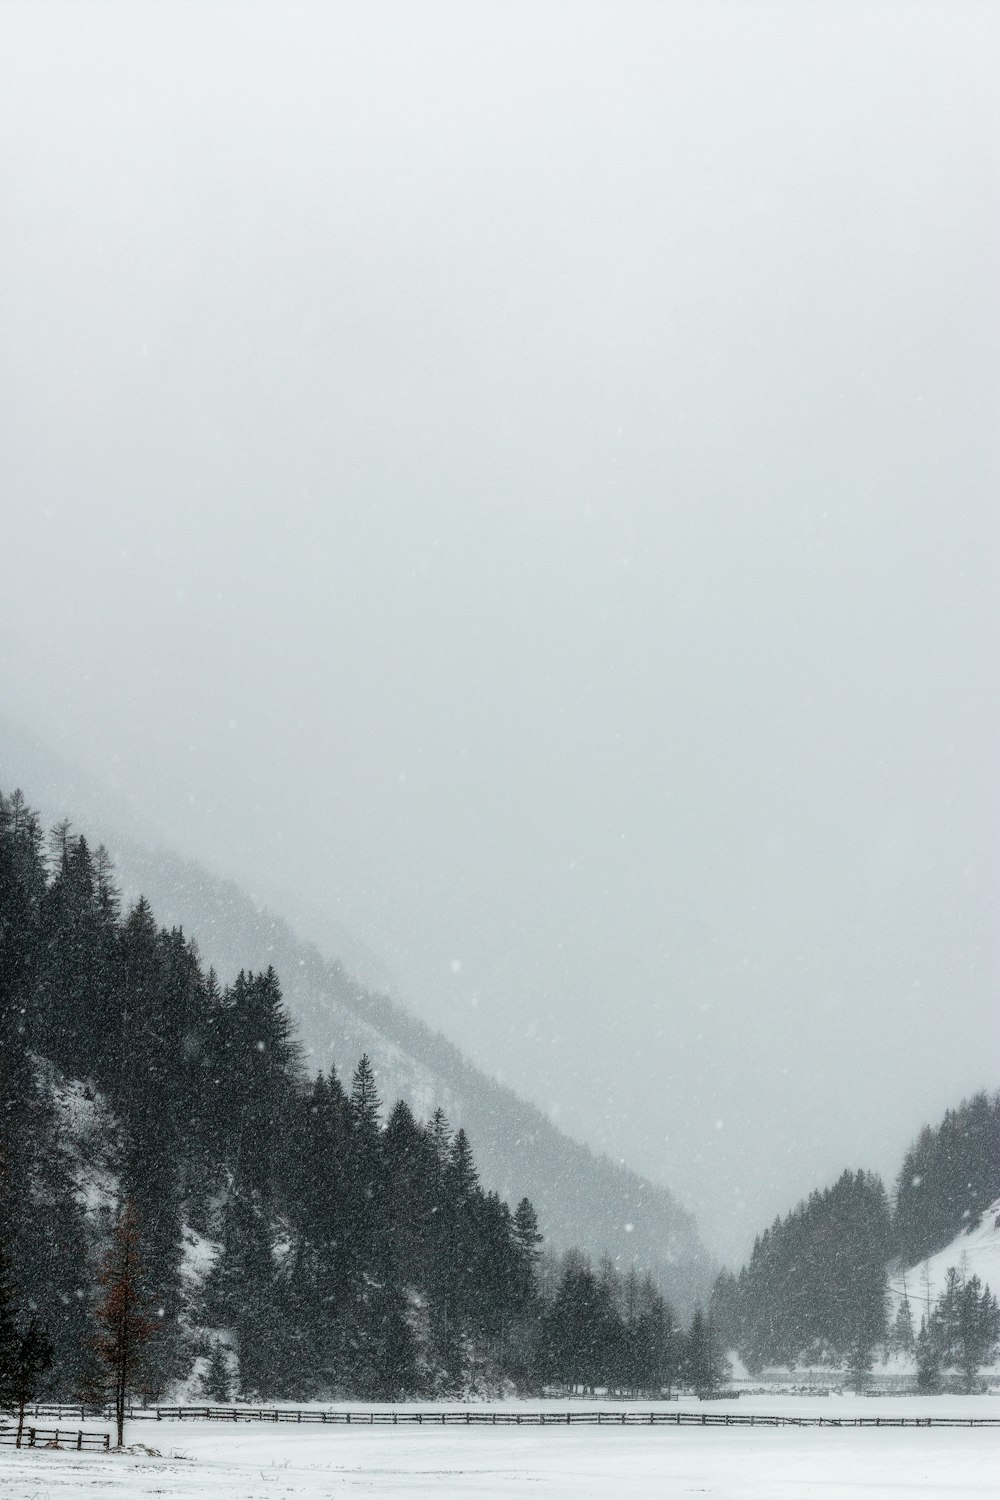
711,1095 -> 1000,1389
0,788 -> 693,1401
892,1093 -> 1000,1268
0,721 -> 711,1312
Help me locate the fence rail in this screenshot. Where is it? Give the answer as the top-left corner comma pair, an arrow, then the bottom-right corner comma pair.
10,1403 -> 1000,1432
126,1406 -> 1000,1429
0,1422 -> 110,1452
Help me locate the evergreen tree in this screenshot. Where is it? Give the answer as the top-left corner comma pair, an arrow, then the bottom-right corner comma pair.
708,1269 -> 739,1354
956,1276 -> 999,1391
350,1054 -> 381,1136
343,1053 -> 387,1365
203,1185 -> 276,1332
427,1107 -> 452,1167
382,1098 -> 434,1289
915,1314 -> 942,1393
8,1320 -> 54,1446
890,1294 -> 914,1355
200,1341 -> 232,1403
685,1307 -> 726,1394
512,1198 -> 543,1278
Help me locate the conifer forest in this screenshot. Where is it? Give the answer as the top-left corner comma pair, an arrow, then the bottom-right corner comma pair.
2,787 -> 997,1410
1,789 -> 698,1403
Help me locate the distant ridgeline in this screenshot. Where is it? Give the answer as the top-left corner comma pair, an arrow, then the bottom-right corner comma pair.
0,788 -> 706,1402
711,1092 -> 1000,1388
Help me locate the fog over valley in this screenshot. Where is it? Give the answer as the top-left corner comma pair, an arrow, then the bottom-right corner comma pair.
1,0 -> 997,1268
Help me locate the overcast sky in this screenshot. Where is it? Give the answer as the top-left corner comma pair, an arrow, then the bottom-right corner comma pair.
1,0 -> 998,1263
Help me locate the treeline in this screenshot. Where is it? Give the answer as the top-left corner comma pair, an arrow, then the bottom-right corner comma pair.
711,1094 -> 1000,1386
538,1253 -> 722,1396
0,789 -> 695,1401
711,1170 -> 890,1380
913,1268 -> 999,1393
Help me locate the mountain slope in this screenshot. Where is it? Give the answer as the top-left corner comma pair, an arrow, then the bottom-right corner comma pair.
105,835 -> 713,1313
0,718 -> 713,1312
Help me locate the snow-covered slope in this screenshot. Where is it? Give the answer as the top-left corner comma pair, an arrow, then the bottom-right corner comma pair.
890,1198 -> 1000,1314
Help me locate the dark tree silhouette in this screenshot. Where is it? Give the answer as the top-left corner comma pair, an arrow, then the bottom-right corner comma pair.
9,1320 -> 54,1446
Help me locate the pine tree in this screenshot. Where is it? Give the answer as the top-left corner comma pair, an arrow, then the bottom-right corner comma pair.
9,1320 -> 54,1446
511,1198 -> 543,1309
961,1278 -> 999,1391
685,1307 -> 726,1394
890,1295 -> 914,1355
708,1269 -> 739,1354
200,1341 -> 232,1404
915,1314 -> 942,1393
382,1099 -> 434,1289
350,1054 -> 381,1135
345,1055 -> 386,1300
427,1107 -> 452,1167
934,1266 -> 964,1369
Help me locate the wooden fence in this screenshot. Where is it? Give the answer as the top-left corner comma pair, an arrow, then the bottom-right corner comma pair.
0,1421 -> 110,1451
11,1403 -> 1000,1432
122,1405 -> 1000,1429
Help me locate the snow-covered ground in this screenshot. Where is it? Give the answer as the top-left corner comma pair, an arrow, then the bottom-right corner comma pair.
889,1197 -> 1000,1315
2,1396 -> 996,1499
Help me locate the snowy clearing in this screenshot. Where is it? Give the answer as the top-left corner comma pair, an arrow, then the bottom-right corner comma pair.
1,1396 -> 996,1499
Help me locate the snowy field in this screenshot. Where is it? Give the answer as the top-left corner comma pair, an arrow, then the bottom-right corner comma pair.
2,1396 -> 997,1499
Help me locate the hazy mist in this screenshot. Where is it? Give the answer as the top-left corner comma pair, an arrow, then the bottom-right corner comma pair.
1,0 -> 998,1263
